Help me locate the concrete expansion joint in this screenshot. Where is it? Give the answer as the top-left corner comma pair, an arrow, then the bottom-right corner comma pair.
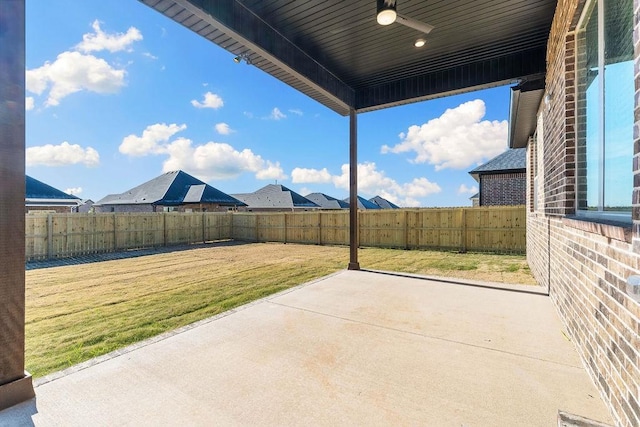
267,299 -> 584,370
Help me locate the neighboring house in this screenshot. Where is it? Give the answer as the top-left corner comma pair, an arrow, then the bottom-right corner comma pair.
469,193 -> 479,207
468,148 -> 526,206
342,195 -> 380,210
232,184 -> 319,212
74,199 -> 94,213
369,195 -> 400,209
25,175 -> 82,213
94,170 -> 246,213
305,193 -> 349,210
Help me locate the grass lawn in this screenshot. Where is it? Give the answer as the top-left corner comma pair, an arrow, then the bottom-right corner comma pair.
26,242 -> 535,378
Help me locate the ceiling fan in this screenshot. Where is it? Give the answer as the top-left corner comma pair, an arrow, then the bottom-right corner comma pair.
376,0 -> 434,34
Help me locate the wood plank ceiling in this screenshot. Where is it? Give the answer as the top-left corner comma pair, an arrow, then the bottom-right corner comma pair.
139,0 -> 555,116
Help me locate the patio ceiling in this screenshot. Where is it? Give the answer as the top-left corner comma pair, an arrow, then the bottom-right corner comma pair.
139,0 -> 555,116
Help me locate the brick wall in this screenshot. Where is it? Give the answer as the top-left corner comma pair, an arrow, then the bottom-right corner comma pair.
25,205 -> 74,214
93,203 -> 242,213
526,0 -> 640,425
479,172 -> 526,206
94,204 -> 154,213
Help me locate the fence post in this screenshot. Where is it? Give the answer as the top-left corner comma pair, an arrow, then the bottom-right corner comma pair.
461,208 -> 467,253
202,212 -> 206,244
163,213 -> 167,246
283,213 -> 287,244
255,213 -> 259,243
47,213 -> 53,259
403,210 -> 409,250
113,213 -> 117,251
318,212 -> 322,245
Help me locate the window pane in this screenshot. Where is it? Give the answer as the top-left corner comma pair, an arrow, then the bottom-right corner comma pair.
576,0 -> 633,216
603,0 -> 633,211
576,1 -> 599,210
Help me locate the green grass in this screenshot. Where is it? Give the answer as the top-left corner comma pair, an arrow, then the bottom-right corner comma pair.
26,243 -> 535,378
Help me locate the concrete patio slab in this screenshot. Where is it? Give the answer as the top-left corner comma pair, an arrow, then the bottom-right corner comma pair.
0,270 -> 613,426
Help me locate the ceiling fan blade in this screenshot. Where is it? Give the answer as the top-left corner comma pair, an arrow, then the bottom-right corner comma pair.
396,13 -> 434,34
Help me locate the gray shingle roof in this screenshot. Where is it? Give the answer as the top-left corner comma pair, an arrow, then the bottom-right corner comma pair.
95,170 -> 246,206
469,148 -> 526,175
342,195 -> 380,210
232,184 -> 319,209
304,193 -> 349,209
369,195 -> 400,209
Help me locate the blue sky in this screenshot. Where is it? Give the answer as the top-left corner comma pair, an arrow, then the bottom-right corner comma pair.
26,0 -> 513,207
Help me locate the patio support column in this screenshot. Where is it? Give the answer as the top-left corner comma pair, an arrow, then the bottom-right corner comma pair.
348,108 -> 360,270
0,0 -> 34,411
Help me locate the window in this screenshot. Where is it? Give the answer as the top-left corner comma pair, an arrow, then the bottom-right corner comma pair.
576,0 -> 633,220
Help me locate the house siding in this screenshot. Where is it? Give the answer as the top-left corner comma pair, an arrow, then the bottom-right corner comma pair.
479,172 -> 526,206
527,0 -> 640,425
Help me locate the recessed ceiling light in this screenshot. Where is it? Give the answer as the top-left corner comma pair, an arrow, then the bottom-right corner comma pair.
414,38 -> 426,48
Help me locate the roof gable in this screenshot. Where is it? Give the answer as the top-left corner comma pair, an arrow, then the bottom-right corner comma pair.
305,193 -> 349,209
369,195 -> 400,209
468,148 -> 526,180
343,195 -> 380,210
233,184 -> 318,209
96,170 -> 246,206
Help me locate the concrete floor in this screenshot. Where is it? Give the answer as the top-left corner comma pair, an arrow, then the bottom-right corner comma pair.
1,270 -> 613,426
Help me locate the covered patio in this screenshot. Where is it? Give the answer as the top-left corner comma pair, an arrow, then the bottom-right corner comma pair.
2,0 -> 622,424
1,270 -> 612,425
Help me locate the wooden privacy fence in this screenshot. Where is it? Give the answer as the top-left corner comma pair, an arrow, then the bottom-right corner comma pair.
25,206 -> 525,261
25,212 -> 233,260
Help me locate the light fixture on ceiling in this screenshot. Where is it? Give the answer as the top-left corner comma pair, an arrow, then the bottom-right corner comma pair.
233,53 -> 252,65
376,0 -> 397,25
414,38 -> 426,47
376,1 -> 434,34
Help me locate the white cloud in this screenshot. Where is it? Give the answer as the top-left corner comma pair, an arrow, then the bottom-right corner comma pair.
119,123 -> 187,157
25,97 -> 34,111
27,142 -> 100,167
288,109 -> 303,116
26,51 -> 126,106
298,187 -> 312,196
215,122 -> 233,135
243,111 -> 254,118
162,138 -> 287,181
458,184 -> 478,194
381,99 -> 508,171
65,187 -> 83,196
291,167 -> 333,184
191,92 -> 224,109
76,20 -> 142,53
120,123 -> 285,181
268,107 -> 286,120
142,52 -> 158,60
290,162 -> 441,207
255,162 -> 287,180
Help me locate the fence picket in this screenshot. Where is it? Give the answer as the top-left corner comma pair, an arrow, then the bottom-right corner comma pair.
24,206 -> 525,261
